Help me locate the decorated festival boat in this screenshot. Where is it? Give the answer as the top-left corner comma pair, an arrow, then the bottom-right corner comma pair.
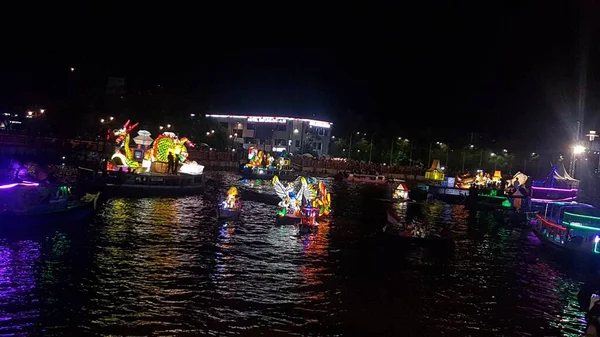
83,119 -> 205,198
0,181 -> 100,226
532,202 -> 600,256
529,163 -> 579,210
392,179 -> 409,202
311,181 -> 332,220
217,187 -> 242,221
272,175 -> 317,226
240,147 -> 298,181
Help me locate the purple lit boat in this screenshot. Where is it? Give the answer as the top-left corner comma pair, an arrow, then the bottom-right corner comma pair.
0,181 -> 100,227
529,163 -> 579,210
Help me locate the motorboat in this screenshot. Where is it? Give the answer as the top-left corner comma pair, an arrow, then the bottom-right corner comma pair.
0,181 -> 100,227
345,173 -> 386,184
531,201 -> 600,256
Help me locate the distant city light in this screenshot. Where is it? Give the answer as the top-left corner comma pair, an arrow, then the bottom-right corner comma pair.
27,111 -> 33,116
40,109 -> 45,114
190,113 -> 196,117
70,67 -> 75,72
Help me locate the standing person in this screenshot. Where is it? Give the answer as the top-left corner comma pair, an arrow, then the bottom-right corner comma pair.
167,152 -> 174,174
173,154 -> 180,175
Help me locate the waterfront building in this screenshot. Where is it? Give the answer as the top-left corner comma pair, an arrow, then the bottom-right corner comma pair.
206,114 -> 333,155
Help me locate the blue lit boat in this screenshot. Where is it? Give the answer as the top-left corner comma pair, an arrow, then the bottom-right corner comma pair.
532,202 -> 600,256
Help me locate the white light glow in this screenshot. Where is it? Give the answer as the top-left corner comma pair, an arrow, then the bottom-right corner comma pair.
206,114 -> 333,128
248,116 -> 287,123
573,145 -> 586,154
179,162 -> 204,175
272,147 -> 286,152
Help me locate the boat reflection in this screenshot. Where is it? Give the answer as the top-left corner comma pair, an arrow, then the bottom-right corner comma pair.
0,239 -> 40,335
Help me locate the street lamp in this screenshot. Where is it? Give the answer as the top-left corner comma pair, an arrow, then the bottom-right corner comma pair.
167,124 -> 172,129
294,129 -> 299,134
40,109 -> 45,114
159,125 -> 164,130
573,144 -> 586,154
109,116 -> 114,121
100,119 -> 105,123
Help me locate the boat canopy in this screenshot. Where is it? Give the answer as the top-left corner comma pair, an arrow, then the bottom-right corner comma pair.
425,160 -> 445,181
507,171 -> 528,187
533,162 -> 579,189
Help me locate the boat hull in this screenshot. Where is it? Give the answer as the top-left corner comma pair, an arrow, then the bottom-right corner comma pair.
0,202 -> 95,227
217,208 -> 241,221
531,215 -> 600,256
102,183 -> 204,198
276,215 -> 302,225
240,170 -> 298,181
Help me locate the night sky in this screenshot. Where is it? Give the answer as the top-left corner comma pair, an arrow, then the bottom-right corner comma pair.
0,3 -> 598,151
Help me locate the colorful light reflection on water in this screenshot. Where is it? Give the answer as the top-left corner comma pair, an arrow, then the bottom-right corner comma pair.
0,172 -> 593,336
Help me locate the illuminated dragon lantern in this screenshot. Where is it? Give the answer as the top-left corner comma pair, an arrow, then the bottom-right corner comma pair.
152,132 -> 195,162
110,120 -> 141,168
311,182 -> 332,217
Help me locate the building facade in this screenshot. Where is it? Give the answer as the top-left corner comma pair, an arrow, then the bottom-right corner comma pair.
206,114 -> 333,156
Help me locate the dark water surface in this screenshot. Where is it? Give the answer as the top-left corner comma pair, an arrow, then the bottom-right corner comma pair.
0,172 -> 591,336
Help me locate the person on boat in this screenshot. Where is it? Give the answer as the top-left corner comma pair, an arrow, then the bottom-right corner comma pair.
116,167 -> 126,184
578,267 -> 600,336
513,177 -> 520,190
167,152 -> 174,174
173,155 -> 180,174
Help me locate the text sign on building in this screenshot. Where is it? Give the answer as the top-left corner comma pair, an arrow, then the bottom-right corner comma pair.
309,120 -> 331,128
247,116 -> 287,123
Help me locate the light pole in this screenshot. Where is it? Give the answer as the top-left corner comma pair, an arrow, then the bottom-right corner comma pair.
571,144 -> 586,177
368,133 -> 374,164
462,144 -> 474,172
390,137 -> 402,165
348,131 -> 359,160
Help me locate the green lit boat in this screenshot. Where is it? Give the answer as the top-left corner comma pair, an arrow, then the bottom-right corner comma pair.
532,202 -> 600,256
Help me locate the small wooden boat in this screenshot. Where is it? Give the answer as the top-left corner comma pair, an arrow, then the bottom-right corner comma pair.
217,187 -> 242,221
345,173 -> 387,184
531,202 -> 600,256
240,167 -> 298,181
386,210 -> 453,248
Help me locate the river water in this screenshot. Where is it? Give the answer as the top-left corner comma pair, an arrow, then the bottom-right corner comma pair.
0,172 -> 592,336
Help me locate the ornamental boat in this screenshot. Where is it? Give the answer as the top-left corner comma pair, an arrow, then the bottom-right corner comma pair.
272,175 -> 317,225
0,181 -> 100,227
217,187 -> 242,221
532,202 -> 600,255
240,146 -> 299,181
529,163 -> 579,210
